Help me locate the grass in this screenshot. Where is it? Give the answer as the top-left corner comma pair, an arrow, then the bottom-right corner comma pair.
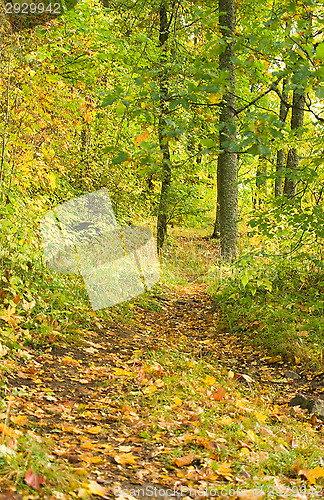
207,255 -> 324,369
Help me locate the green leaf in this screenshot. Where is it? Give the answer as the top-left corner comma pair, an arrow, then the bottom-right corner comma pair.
116,103 -> 127,115
201,138 -> 217,148
112,151 -> 129,164
316,43 -> 324,60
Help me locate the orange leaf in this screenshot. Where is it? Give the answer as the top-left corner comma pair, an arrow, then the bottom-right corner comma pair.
24,469 -> 45,489
172,451 -> 194,467
211,387 -> 226,401
134,131 -> 149,146
0,423 -> 21,438
11,415 -> 29,426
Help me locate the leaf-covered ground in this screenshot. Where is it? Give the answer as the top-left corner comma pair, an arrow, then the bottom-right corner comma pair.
2,283 -> 324,499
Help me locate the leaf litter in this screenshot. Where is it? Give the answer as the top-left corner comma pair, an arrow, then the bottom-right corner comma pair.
2,284 -> 324,499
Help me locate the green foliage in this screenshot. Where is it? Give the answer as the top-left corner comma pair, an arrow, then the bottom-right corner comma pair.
208,254 -> 324,368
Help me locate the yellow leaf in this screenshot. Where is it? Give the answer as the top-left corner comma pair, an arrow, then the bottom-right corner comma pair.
298,466 -> 324,484
114,452 -> 138,465
295,356 -> 301,364
267,355 -> 282,363
209,92 -> 222,104
113,368 -> 133,377
86,426 -> 102,435
246,429 -> 258,442
0,305 -> 21,329
134,131 -> 149,146
87,480 -> 109,497
219,416 -> 233,427
216,462 -> 232,480
174,397 -> 182,406
83,455 -> 103,464
144,384 -> 157,394
228,370 -> 235,379
255,411 -> 267,423
201,375 -> 216,386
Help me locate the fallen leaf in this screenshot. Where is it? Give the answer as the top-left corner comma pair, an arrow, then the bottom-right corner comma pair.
0,305 -> 21,329
211,387 -> 226,401
24,469 -> 45,489
114,452 -> 138,465
113,368 -> 133,377
0,423 -> 21,438
201,375 -> 216,386
87,480 -> 109,498
240,373 -> 255,383
219,415 -> 233,426
259,427 -> 274,437
296,466 -> 324,484
86,426 -> 102,435
246,429 -> 258,442
216,462 -> 232,480
172,451 -> 194,467
267,355 -> 282,363
196,436 -> 214,449
119,445 -> 132,452
11,415 -> 29,426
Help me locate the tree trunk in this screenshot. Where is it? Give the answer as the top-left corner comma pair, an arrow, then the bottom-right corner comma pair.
283,89 -> 305,201
253,156 -> 267,209
211,157 -> 220,238
217,0 -> 238,261
156,2 -> 171,252
275,76 -> 289,197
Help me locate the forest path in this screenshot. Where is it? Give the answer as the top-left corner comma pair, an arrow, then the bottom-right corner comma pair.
6,283 -> 324,499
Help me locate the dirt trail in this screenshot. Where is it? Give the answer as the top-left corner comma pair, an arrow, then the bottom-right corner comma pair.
7,284 -> 323,498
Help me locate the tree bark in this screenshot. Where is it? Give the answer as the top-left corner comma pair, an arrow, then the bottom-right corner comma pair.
253,156 -> 267,209
216,0 -> 238,261
156,2 -> 172,252
211,157 -> 220,238
283,89 -> 305,201
275,76 -> 289,197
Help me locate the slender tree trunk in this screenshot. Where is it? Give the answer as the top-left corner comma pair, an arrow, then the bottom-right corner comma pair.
217,0 -> 238,261
211,157 -> 220,238
253,156 -> 267,209
156,2 -> 171,252
283,89 -> 305,201
283,8 -> 311,203
275,76 -> 289,197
